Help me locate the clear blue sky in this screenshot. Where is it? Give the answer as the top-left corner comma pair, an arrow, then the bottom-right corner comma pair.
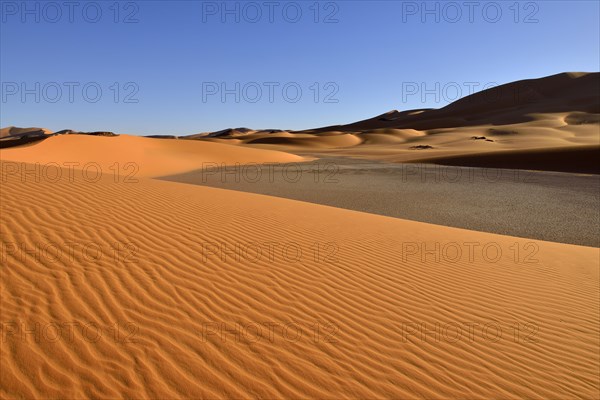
1,0 -> 599,135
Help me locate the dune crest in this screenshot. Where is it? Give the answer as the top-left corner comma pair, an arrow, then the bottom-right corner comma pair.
0,134 -> 305,178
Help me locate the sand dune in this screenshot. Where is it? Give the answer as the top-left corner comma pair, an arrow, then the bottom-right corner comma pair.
218,114 -> 600,173
1,160 -> 598,399
293,72 -> 599,133
0,127 -> 54,148
0,127 -> 52,139
181,72 -> 600,173
0,134 -> 305,178
1,71 -> 599,398
2,73 -> 598,173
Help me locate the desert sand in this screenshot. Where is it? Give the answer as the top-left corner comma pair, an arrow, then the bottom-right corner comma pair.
187,72 -> 600,174
1,72 -> 599,399
0,134 -> 305,178
1,138 -> 599,399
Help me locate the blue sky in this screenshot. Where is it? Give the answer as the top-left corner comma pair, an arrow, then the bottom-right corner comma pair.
1,0 -> 599,135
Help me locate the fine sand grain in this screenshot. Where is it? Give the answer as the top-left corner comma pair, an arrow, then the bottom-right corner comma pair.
1,71 -> 599,399
1,159 -> 599,399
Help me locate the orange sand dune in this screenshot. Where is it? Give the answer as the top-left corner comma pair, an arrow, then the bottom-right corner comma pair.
0,134 -> 305,178
199,110 -> 600,171
186,73 -> 600,173
1,161 -> 598,399
4,73 -> 599,173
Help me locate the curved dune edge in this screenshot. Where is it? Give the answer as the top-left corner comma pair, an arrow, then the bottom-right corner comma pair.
0,134 -> 306,178
1,162 -> 598,399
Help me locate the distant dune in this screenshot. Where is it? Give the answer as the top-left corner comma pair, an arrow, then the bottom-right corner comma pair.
0,127 -> 54,148
2,72 -> 599,173
183,72 -> 600,174
291,72 -> 599,133
0,126 -> 53,139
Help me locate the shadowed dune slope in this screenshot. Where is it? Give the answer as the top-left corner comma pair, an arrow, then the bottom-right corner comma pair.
295,72 -> 600,133
1,161 -> 598,399
0,127 -> 52,139
413,145 -> 600,174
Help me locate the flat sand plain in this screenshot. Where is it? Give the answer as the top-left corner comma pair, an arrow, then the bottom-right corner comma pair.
162,156 -> 600,247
